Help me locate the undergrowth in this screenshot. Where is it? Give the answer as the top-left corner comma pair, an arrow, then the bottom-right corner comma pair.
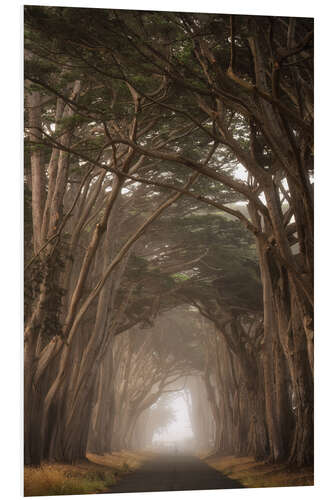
204,454 -> 314,488
24,451 -> 149,496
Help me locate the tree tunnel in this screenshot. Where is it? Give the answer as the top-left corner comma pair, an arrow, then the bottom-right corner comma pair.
86,305 -> 272,461
24,7 -> 313,474
87,308 -> 216,456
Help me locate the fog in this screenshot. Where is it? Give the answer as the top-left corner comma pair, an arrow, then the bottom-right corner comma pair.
86,307 -> 217,456
153,392 -> 193,446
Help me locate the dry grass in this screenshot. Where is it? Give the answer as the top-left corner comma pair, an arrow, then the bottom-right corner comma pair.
87,450 -> 153,471
203,454 -> 314,489
24,450 -> 151,497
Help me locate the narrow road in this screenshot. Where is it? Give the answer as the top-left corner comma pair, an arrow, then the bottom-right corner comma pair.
107,453 -> 243,493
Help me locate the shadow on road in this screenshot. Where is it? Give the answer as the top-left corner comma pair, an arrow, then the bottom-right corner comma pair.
106,453 -> 244,493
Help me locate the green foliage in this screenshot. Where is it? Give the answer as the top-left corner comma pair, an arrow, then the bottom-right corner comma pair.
24,58 -> 59,83
24,5 -> 265,339
173,39 -> 194,65
24,247 -> 67,346
171,272 -> 190,282
57,114 -> 86,133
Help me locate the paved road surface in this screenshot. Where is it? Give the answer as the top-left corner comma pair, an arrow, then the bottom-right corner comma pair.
107,453 -> 243,494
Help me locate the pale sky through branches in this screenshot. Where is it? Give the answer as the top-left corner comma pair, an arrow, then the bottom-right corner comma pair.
153,392 -> 193,444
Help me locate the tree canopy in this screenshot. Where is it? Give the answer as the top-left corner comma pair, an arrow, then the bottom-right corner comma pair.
24,6 -> 313,470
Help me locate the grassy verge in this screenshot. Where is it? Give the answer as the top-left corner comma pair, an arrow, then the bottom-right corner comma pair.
24,451 -> 151,497
203,454 -> 314,489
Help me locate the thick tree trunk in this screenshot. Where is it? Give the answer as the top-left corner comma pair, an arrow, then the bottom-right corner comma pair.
287,281 -> 314,466
249,196 -> 313,466
26,89 -> 45,254
24,345 -> 44,465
